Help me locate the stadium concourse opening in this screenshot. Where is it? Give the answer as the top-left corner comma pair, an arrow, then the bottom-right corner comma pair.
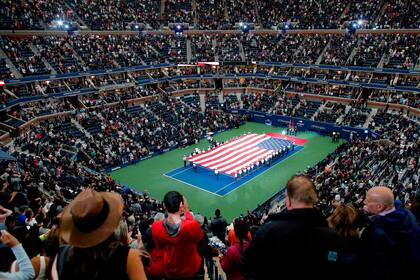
165,132 -> 306,196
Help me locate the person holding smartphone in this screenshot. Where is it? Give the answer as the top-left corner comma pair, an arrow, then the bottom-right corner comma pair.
0,230 -> 35,280
146,191 -> 203,279
0,205 -> 13,230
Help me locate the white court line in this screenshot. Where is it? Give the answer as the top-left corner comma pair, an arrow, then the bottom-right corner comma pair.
163,173 -> 224,197
216,147 -> 304,196
213,179 -> 238,195
166,166 -> 192,177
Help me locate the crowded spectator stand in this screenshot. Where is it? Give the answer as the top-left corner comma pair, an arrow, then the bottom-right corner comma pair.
0,1 -> 419,279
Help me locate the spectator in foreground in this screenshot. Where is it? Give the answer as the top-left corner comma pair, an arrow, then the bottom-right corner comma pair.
9,254 -> 51,280
210,209 -> 228,244
0,205 -> 13,230
361,186 -> 420,280
240,175 -> 341,280
220,218 -> 249,280
195,214 -> 214,280
51,189 -> 147,280
327,204 -> 366,279
226,219 -> 252,246
0,230 -> 35,280
410,189 -> 420,223
147,191 -> 203,279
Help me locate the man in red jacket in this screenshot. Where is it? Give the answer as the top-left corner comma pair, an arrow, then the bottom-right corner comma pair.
147,191 -> 203,280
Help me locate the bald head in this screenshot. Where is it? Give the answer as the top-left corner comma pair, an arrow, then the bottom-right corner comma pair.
367,187 -> 394,205
364,186 -> 395,215
286,175 -> 318,209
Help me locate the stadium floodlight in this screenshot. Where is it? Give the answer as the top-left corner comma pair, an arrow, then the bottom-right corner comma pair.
131,23 -> 143,31
241,23 -> 251,33
174,24 -> 184,35
278,22 -> 291,34
347,21 -> 359,34
57,20 -> 63,26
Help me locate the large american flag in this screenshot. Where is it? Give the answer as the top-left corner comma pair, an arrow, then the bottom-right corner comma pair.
187,133 -> 293,176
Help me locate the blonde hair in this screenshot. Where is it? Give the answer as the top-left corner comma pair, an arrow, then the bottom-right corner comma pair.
114,220 -> 129,246
327,204 -> 359,238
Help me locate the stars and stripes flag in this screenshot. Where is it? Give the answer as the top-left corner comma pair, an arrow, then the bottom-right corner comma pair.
187,133 -> 293,176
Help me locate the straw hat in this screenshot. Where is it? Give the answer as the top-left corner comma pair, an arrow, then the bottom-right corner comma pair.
60,189 -> 123,248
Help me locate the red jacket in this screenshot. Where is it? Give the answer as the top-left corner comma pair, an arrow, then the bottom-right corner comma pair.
147,211 -> 203,279
220,241 -> 249,280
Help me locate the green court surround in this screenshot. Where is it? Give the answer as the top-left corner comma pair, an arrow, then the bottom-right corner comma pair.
111,122 -> 343,221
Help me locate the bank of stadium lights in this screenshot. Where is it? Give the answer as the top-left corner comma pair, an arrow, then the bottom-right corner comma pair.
277,22 -> 291,34
239,22 -> 251,33
131,22 -> 143,31
51,19 -> 77,32
239,22 -> 249,33
169,23 -> 187,35
175,24 -> 184,35
348,19 -> 367,34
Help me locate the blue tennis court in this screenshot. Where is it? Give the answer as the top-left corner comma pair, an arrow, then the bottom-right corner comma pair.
164,145 -> 304,196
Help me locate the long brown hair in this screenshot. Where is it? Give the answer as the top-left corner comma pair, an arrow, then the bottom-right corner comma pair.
68,234 -> 121,277
327,204 -> 359,238
234,218 -> 250,252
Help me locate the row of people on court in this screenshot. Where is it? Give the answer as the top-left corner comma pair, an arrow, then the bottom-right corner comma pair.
184,142 -> 294,177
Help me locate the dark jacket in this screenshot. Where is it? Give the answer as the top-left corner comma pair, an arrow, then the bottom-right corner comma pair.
240,208 -> 341,280
361,207 -> 420,280
210,216 -> 228,243
336,235 -> 367,280
410,198 -> 420,224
